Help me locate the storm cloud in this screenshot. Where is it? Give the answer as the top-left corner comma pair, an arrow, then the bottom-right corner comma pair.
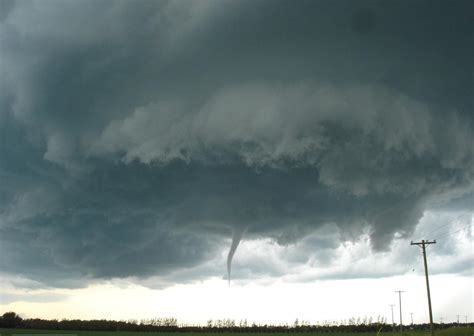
0,0 -> 473,288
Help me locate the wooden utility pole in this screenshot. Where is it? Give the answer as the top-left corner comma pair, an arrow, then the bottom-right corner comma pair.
390,304 -> 396,332
395,290 -> 405,332
411,240 -> 436,336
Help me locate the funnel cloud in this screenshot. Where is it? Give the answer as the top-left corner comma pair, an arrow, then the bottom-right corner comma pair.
227,228 -> 244,286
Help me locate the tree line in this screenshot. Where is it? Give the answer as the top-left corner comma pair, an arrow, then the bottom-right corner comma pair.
0,312 -> 468,333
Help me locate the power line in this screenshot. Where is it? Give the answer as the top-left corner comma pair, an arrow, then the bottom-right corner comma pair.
395,290 -> 405,332
411,240 -> 436,336
412,213 -> 470,241
433,226 -> 471,240
424,222 -> 453,236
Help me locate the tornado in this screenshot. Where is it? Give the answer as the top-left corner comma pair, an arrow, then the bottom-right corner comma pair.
227,227 -> 244,287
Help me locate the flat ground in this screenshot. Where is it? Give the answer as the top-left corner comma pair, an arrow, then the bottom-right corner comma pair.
0,328 -> 473,336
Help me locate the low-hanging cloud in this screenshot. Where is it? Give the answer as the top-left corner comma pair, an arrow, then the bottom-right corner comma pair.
0,0 -> 473,288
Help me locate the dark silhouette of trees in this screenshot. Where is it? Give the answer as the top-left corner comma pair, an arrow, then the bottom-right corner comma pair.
1,312 -> 470,333
0,312 -> 23,328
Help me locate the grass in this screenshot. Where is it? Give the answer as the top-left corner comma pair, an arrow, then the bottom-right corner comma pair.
0,328 -> 473,336
384,328 -> 474,336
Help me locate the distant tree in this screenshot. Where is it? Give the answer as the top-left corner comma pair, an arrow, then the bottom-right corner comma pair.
0,312 -> 23,328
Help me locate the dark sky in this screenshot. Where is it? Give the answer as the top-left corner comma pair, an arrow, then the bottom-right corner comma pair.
0,0 -> 473,288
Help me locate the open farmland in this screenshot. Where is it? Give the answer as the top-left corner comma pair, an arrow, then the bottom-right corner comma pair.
1,328 -> 474,336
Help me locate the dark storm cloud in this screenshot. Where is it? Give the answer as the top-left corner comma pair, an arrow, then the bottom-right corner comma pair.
0,0 -> 15,22
0,0 -> 473,287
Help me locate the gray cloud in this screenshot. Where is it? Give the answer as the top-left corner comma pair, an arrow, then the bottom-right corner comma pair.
0,291 -> 66,305
0,0 -> 15,22
0,0 -> 473,288
226,211 -> 473,284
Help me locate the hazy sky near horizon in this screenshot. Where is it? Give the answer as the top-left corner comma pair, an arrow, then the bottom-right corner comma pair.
0,0 -> 473,322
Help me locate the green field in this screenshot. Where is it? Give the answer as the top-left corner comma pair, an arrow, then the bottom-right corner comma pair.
1,328 -> 473,336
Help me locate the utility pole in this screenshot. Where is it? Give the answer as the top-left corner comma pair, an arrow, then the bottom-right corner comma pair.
457,315 -> 460,324
440,317 -> 443,324
464,315 -> 468,324
395,290 -> 405,332
390,304 -> 395,332
411,240 -> 436,336
410,313 -> 414,326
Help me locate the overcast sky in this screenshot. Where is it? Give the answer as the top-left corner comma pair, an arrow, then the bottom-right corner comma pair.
0,0 -> 473,324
